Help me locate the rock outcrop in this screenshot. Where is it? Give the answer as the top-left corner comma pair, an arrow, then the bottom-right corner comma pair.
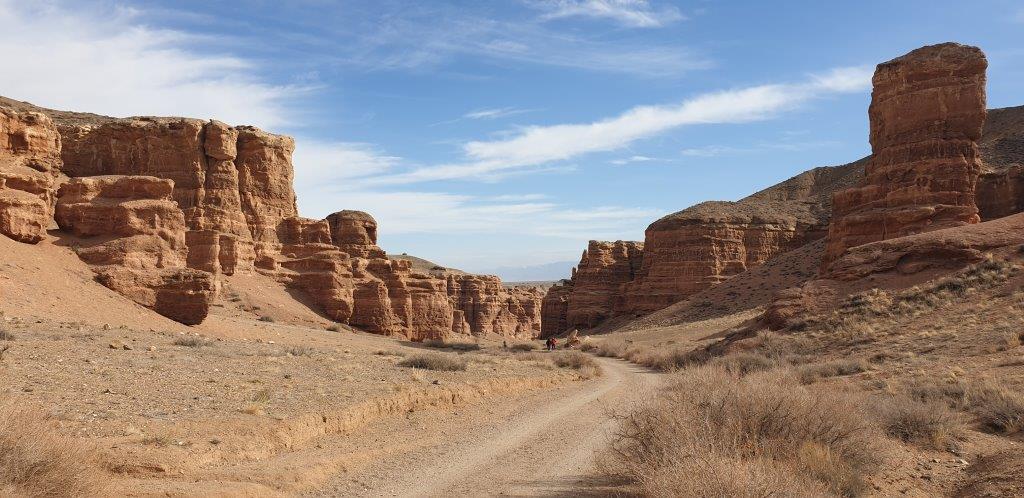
55,116 -> 300,274
55,176 -> 215,324
0,106 -> 61,243
0,97 -> 545,336
541,161 -> 863,333
822,43 -> 987,270
539,240 -> 642,336
977,106 -> 1024,220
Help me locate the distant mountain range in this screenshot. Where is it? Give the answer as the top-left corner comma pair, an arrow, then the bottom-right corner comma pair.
485,260 -> 576,283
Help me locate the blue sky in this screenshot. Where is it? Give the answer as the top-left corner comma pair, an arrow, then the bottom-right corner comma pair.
2,1 -> 1022,279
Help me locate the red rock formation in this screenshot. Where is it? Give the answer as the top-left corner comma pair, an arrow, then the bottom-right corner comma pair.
0,106 -> 61,243
822,43 -> 987,270
55,176 -> 215,324
540,281 -> 573,338
55,116 -> 298,273
539,240 -> 642,336
977,106 -> 1024,220
447,274 -> 543,337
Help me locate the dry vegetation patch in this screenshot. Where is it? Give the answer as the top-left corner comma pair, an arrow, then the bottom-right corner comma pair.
552,351 -> 601,379
0,399 -> 108,497
421,339 -> 482,351
398,352 -> 468,371
604,365 -> 885,497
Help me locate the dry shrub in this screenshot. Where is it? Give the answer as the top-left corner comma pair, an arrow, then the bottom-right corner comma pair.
872,395 -> 961,449
509,342 -> 537,352
552,351 -> 601,379
968,382 -> 1024,434
0,399 -> 108,497
633,348 -> 710,372
398,353 -> 468,371
906,377 -> 1024,434
325,324 -> 342,332
0,329 -> 14,341
257,316 -> 275,323
172,336 -> 211,348
709,351 -> 779,376
798,359 -> 869,385
589,340 -> 628,358
422,339 -> 481,351
285,345 -> 314,357
606,365 -> 884,497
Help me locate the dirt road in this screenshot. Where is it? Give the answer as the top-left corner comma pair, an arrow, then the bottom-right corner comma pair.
313,357 -> 661,497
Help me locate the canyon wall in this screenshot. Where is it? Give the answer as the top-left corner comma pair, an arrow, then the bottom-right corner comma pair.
821,43 -> 987,270
0,106 -> 61,243
0,98 -> 541,339
540,161 -> 862,336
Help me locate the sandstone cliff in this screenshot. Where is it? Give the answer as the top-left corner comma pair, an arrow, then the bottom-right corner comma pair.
540,240 -> 642,337
821,43 -> 987,270
0,97 -> 542,338
0,106 -> 61,243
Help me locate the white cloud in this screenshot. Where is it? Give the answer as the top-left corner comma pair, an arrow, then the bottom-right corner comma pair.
0,1 -> 299,128
680,140 -> 841,157
335,5 -> 709,77
293,141 -> 400,189
360,66 -> 871,185
611,155 -> 657,165
310,191 -> 661,240
531,0 -> 685,28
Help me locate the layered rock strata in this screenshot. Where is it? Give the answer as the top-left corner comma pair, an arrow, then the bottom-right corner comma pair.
55,176 -> 215,324
0,107 -> 61,243
821,43 -> 987,270
540,241 -> 642,336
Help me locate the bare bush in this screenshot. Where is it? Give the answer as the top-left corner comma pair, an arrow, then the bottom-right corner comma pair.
873,395 -> 961,449
605,365 -> 884,497
552,352 -> 601,379
968,382 -> 1024,434
709,351 -> 779,376
398,353 -> 468,371
0,399 -> 108,496
509,342 -> 537,352
0,329 -> 14,341
797,359 -> 869,384
421,339 -> 481,351
172,336 -> 212,348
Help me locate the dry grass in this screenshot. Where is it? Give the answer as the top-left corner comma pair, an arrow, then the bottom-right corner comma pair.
872,395 -> 961,449
0,329 -> 14,341
325,324 -> 342,332
708,351 -> 779,376
398,353 -> 468,371
172,336 -> 212,348
284,345 -> 314,357
581,339 -> 711,372
0,399 -> 108,497
552,352 -> 602,379
509,342 -> 538,352
968,383 -> 1024,434
906,377 -> 1024,435
258,316 -> 275,322
603,365 -> 884,497
797,359 -> 869,385
421,339 -> 481,351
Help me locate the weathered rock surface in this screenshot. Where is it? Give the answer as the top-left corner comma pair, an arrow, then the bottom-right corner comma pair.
539,241 -> 642,336
55,116 -> 296,273
55,175 -> 215,324
2,97 -> 544,338
0,106 -> 61,243
822,43 -> 987,270
977,105 -> 1024,220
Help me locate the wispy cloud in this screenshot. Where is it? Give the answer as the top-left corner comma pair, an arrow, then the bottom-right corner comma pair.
464,107 -> 534,120
529,0 -> 684,28
357,65 -> 872,185
299,190 -> 661,240
610,155 -> 658,165
326,4 -> 709,77
680,139 -> 842,157
293,141 -> 400,189
0,0 -> 300,128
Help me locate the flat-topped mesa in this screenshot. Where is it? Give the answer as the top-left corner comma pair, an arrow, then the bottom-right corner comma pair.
821,43 -> 987,271
56,116 -> 299,274
55,175 -> 215,325
0,106 -> 61,243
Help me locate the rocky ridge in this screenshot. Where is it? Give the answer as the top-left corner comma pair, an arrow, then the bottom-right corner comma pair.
0,98 -> 541,339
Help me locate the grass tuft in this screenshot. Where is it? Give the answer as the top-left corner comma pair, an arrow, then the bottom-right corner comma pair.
398,353 -> 468,371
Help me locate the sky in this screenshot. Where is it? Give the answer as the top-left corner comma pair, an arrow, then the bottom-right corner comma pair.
1,1 -> 1022,280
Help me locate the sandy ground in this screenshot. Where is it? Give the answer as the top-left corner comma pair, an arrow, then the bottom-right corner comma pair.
313,357 -> 661,497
